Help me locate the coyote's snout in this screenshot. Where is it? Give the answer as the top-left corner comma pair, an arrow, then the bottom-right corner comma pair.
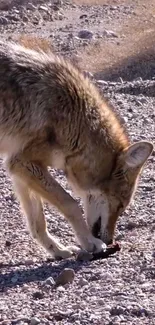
0,37 -> 153,259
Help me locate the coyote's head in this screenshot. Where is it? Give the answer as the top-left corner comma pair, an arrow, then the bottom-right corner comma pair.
84,141 -> 153,245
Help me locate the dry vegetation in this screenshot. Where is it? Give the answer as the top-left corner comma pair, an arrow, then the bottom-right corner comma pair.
18,34 -> 55,53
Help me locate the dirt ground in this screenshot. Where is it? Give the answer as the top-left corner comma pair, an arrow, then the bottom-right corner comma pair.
0,1 -> 155,325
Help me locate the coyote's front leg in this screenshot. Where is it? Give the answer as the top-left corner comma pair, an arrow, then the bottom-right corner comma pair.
11,178 -> 77,259
7,153 -> 105,259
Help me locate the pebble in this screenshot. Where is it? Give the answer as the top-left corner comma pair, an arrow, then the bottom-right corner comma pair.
6,14 -> 19,22
126,221 -> 137,230
11,275 -> 18,284
57,285 -> 66,292
103,29 -> 118,38
53,0 -> 63,5
27,3 -> 36,11
44,277 -> 55,286
32,291 -> 44,300
97,298 -> 105,305
129,230 -> 139,237
120,116 -> 128,124
0,16 -> 8,25
78,30 -> 93,40
5,240 -> 11,247
79,14 -> 88,19
97,80 -> 108,85
55,268 -> 75,286
30,317 -> 40,325
78,277 -> 88,286
39,5 -> 49,13
22,15 -> 29,23
110,305 -> 125,316
52,5 -> 60,11
25,259 -> 34,266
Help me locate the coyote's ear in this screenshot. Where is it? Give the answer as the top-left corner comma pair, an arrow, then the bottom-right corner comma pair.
124,141 -> 153,168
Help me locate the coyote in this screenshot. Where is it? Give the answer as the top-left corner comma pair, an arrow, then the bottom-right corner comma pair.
0,38 -> 153,259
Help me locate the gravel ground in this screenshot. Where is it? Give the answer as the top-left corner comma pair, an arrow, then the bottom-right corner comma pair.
0,1 -> 155,325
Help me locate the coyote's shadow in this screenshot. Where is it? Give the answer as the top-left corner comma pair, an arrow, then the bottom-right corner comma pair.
0,256 -> 115,291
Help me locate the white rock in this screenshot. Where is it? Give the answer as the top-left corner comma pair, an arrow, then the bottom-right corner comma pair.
39,5 -> 49,13
44,277 -> 55,286
97,80 -> 108,85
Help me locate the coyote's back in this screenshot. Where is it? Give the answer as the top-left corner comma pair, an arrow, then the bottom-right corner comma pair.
0,38 -> 153,260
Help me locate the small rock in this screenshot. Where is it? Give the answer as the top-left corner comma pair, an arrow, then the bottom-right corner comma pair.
32,291 -> 44,300
53,0 -> 63,5
52,310 -> 70,321
97,80 -> 108,85
139,274 -> 146,283
120,116 -> 128,124
56,12 -> 63,20
126,221 -> 137,230
78,30 -> 93,40
5,240 -> 11,247
6,14 -> 19,22
39,5 -> 49,13
22,15 -> 29,23
52,5 -> 60,11
11,275 -> 18,284
79,14 -> 88,19
55,268 -> 75,286
103,30 -> 118,38
25,259 -> 34,266
78,277 -> 88,286
44,277 -> 55,286
129,230 -> 139,237
12,318 -> 30,325
0,16 -> 8,25
27,3 -> 36,11
152,251 -> 155,258
57,285 -> 66,292
110,306 -> 125,316
32,16 -> 40,25
30,317 -> 40,325
97,298 -> 105,305
109,6 -> 118,10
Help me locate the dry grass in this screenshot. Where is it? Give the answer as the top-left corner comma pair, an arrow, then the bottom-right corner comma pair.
18,34 -> 55,53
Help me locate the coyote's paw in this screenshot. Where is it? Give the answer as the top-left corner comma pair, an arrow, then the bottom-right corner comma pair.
53,245 -> 81,260
81,236 -> 107,254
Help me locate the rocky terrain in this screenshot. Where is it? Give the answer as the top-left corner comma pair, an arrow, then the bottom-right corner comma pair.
0,1 -> 155,324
